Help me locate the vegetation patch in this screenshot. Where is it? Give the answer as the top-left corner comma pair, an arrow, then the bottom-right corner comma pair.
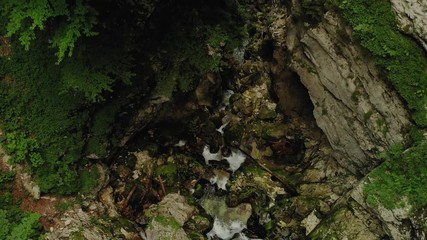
326,0 -> 427,126
156,163 -> 177,187
364,142 -> 427,212
0,169 -> 42,239
150,216 -> 181,230
78,166 -> 99,194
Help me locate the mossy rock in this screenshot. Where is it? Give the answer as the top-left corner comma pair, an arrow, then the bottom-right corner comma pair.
261,123 -> 287,141
223,123 -> 245,143
187,231 -> 206,240
257,106 -> 277,120
184,215 -> 211,233
156,163 -> 177,186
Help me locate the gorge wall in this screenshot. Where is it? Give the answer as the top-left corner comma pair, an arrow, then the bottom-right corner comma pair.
285,9 -> 411,175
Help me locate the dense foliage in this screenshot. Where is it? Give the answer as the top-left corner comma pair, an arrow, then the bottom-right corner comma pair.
1,0 -> 98,61
0,0 -> 247,194
0,170 -> 42,239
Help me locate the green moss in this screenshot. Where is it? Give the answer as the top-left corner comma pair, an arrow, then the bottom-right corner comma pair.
55,201 -> 75,213
156,163 -> 177,186
257,107 -> 277,120
55,198 -> 82,213
79,166 -> 99,194
0,169 -> 43,239
375,117 -> 389,136
244,165 -> 265,177
351,90 -> 361,102
364,142 -> 427,213
363,110 -> 373,122
187,231 -> 205,239
151,216 -> 181,230
70,231 -> 86,240
310,208 -> 346,239
327,0 -> 427,126
261,123 -> 286,141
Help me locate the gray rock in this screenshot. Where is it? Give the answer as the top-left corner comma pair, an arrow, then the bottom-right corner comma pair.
285,11 -> 411,174
144,193 -> 197,240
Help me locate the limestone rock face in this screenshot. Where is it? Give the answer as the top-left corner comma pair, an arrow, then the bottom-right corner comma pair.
390,0 -> 427,51
285,12 -> 411,174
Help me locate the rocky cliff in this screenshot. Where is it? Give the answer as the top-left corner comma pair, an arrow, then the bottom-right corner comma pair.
285,10 -> 411,175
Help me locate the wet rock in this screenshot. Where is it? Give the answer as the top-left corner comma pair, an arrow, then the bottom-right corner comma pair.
116,165 -> 131,179
249,141 -> 273,160
230,170 -> 287,204
145,218 -> 189,240
99,187 -> 120,217
257,104 -> 277,120
210,169 -> 230,190
238,82 -> 277,119
292,197 -> 330,216
261,123 -> 287,141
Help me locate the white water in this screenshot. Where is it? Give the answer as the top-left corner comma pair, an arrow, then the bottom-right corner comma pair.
203,145 -> 222,165
173,139 -> 186,147
202,145 -> 246,172
207,218 -> 246,240
210,174 -> 229,190
217,121 -> 230,135
224,148 -> 246,172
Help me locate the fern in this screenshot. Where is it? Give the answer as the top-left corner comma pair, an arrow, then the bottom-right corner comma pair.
1,0 -> 97,62
51,0 -> 98,62
61,61 -> 113,102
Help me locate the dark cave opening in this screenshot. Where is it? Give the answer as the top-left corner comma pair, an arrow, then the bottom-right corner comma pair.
272,70 -> 314,120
